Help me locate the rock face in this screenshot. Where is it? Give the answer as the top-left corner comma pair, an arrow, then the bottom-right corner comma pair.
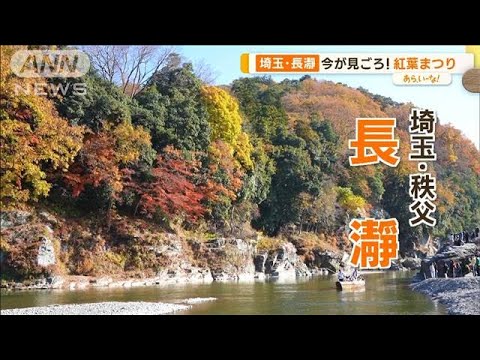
312,250 -> 342,272
38,211 -> 58,227
1,211 -> 59,278
48,276 -> 64,289
295,260 -> 312,277
158,237 -> 326,281
205,238 -> 256,281
153,236 -> 214,284
0,211 -> 32,229
158,267 -> 214,283
401,257 -> 422,270
205,238 -> 226,249
2,208 -> 346,287
434,243 -> 477,260
37,237 -> 56,267
265,243 -> 297,279
254,252 -> 268,273
420,243 -> 478,279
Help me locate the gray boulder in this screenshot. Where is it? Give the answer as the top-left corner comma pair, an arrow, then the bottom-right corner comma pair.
401,257 -> 422,270
295,260 -> 312,277
207,239 -> 255,281
205,238 -> 227,248
38,211 -> 58,227
0,211 -> 32,228
37,237 -> 56,267
254,252 -> 268,273
313,250 -> 342,272
420,243 -> 479,279
48,276 -> 65,289
265,243 -> 298,279
434,243 -> 477,261
228,238 -> 250,252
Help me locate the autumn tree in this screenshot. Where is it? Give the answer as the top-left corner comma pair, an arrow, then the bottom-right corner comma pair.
433,123 -> 480,234
282,79 -> 388,146
239,140 -> 275,205
202,86 -> 242,145
123,146 -> 206,223
201,85 -> 253,170
64,131 -> 120,198
336,187 -> 366,217
204,140 -> 245,230
63,121 -> 152,218
0,45 -> 84,208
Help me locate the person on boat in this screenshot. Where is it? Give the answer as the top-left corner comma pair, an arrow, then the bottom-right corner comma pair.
338,269 -> 345,282
351,268 -> 358,281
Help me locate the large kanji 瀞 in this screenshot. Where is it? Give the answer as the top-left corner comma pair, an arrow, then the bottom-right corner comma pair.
348,218 -> 399,269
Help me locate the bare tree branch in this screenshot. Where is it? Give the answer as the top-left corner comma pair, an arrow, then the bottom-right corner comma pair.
193,58 -> 219,85
82,45 -> 176,97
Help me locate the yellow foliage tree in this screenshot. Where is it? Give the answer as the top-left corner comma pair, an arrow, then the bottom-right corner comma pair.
112,121 -> 152,164
233,132 -> 254,170
201,86 -> 253,170
337,186 -> 366,215
0,45 -> 84,208
282,79 -> 387,145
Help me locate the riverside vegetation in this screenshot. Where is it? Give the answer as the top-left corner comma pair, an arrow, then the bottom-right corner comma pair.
1,45 -> 480,291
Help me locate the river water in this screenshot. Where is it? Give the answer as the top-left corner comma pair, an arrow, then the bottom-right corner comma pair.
0,271 -> 445,314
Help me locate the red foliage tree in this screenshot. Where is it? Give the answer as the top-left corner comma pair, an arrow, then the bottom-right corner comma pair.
124,146 -> 207,222
64,132 -> 121,197
203,140 -> 244,202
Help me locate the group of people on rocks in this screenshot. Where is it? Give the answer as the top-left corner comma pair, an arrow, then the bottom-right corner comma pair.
427,254 -> 480,279
448,227 -> 479,246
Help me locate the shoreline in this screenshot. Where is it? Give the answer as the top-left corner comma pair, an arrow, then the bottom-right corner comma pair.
1,269 -> 405,293
411,277 -> 480,315
1,274 -> 216,292
0,297 -> 217,315
1,271 -> 334,292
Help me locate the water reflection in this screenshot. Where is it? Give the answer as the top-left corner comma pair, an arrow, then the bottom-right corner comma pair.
0,271 -> 445,315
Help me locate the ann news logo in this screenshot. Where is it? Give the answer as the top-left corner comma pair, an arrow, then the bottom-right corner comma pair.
10,49 -> 90,96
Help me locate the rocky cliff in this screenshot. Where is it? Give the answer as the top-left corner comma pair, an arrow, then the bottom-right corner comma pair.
0,209 -> 343,290
419,243 -> 479,279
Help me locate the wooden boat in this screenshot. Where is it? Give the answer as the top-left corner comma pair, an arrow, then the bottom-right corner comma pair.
335,278 -> 365,291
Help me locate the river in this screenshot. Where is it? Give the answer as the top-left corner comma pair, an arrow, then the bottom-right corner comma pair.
0,271 -> 445,314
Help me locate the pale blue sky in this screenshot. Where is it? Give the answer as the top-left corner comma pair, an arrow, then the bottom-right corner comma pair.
180,45 -> 479,149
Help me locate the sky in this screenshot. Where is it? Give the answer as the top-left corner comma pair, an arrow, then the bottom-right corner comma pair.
180,45 -> 479,149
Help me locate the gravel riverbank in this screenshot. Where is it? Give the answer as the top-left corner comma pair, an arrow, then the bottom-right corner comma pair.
411,277 -> 480,315
1,297 -> 217,315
